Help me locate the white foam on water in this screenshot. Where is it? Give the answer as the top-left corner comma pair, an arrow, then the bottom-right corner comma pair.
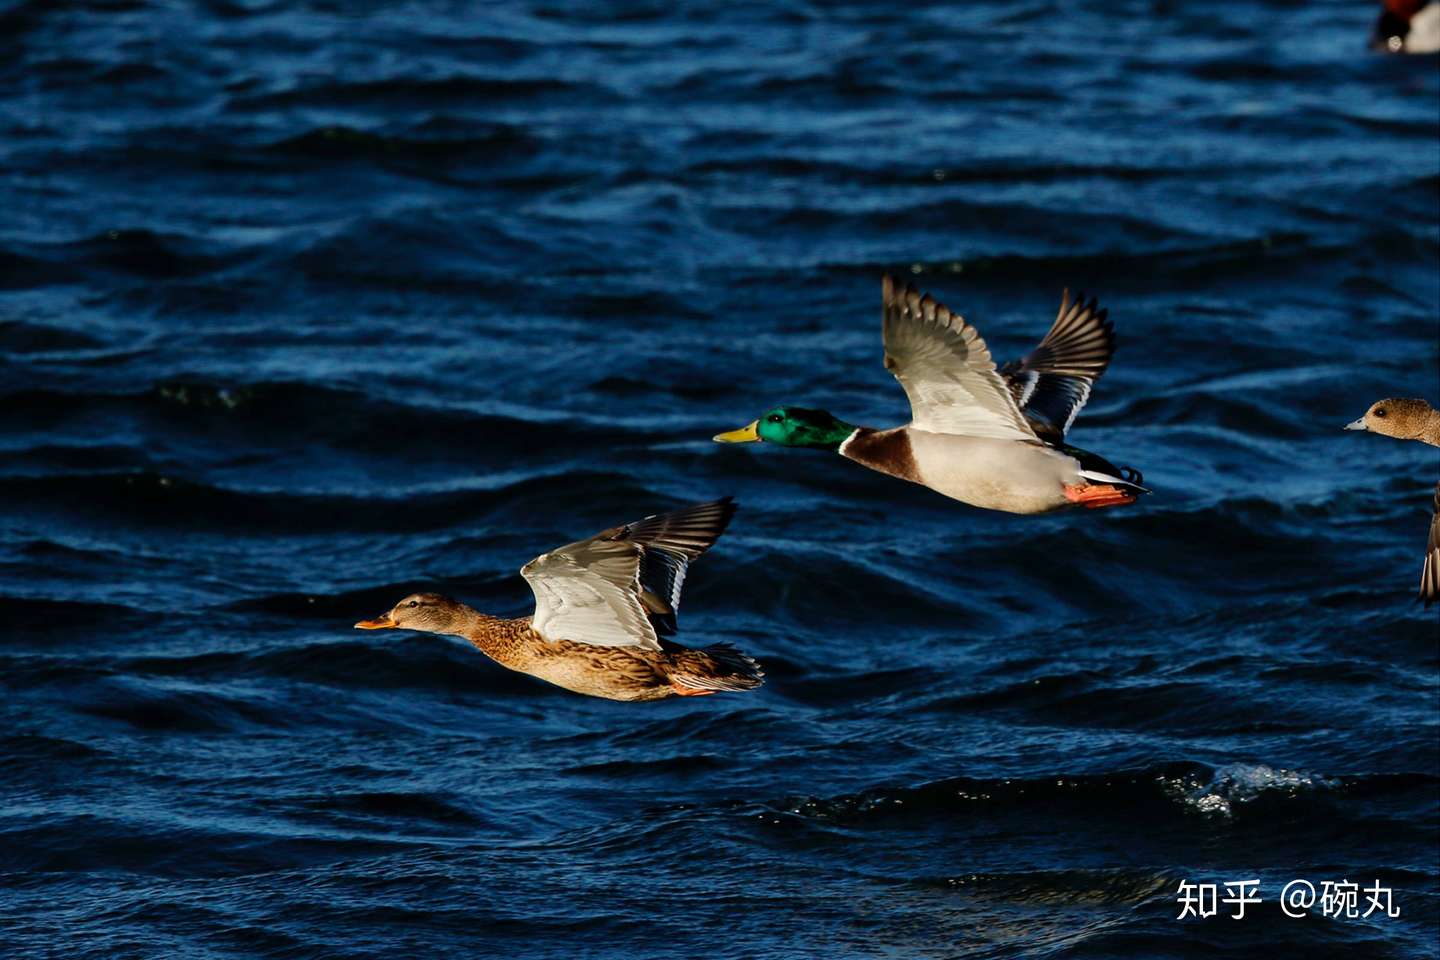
1166,763 -> 1339,819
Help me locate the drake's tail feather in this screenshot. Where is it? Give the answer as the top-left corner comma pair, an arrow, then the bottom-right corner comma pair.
1077,467 -> 1150,495
1117,465 -> 1145,488
1063,444 -> 1148,494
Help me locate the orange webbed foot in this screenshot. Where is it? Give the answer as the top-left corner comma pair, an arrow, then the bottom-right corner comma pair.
670,683 -> 718,697
1063,483 -> 1138,509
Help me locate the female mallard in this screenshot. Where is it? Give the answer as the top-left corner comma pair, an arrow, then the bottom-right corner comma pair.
1345,397 -> 1440,605
355,498 -> 763,701
715,275 -> 1147,515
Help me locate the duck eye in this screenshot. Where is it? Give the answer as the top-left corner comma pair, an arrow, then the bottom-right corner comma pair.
408,600 -> 419,607
1375,409 -> 1386,418
767,414 -> 783,423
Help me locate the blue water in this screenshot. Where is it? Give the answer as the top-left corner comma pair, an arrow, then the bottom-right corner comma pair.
2,2 -> 1438,957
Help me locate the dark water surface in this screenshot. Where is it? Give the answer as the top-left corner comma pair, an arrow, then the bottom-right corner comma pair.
2,2 -> 1438,957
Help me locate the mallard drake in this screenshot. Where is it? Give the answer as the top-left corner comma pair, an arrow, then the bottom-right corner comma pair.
1345,397 -> 1440,605
714,275 -> 1147,515
355,498 -> 763,701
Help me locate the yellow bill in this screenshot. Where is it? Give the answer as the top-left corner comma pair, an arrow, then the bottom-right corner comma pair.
713,420 -> 760,443
354,616 -> 398,630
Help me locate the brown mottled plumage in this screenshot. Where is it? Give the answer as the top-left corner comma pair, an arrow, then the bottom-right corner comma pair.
355,499 -> 763,701
1346,397 -> 1440,447
1344,397 -> 1440,606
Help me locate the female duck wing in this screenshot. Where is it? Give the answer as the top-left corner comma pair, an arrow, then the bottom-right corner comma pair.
881,275 -> 1040,442
622,496 -> 736,635
520,498 -> 736,648
522,539 -> 660,650
999,289 -> 1116,445
1423,482 -> 1439,608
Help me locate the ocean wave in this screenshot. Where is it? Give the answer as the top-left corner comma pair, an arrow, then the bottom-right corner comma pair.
915,867 -> 1172,908
891,233 -> 1355,289
563,754 -> 727,777
2,228 -> 242,281
2,2 -> 1436,955
0,320 -> 107,353
264,121 -> 543,163
0,375 -> 679,474
0,467 -> 658,533
769,761 -> 1359,827
229,75 -> 620,112
0,595 -> 143,633
1161,762 -> 1340,819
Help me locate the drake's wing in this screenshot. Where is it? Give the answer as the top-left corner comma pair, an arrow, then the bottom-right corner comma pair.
1000,289 -> 1116,444
521,498 -> 735,648
881,275 -> 1039,442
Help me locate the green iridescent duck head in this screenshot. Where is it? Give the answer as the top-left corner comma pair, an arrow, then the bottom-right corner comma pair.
713,406 -> 856,451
